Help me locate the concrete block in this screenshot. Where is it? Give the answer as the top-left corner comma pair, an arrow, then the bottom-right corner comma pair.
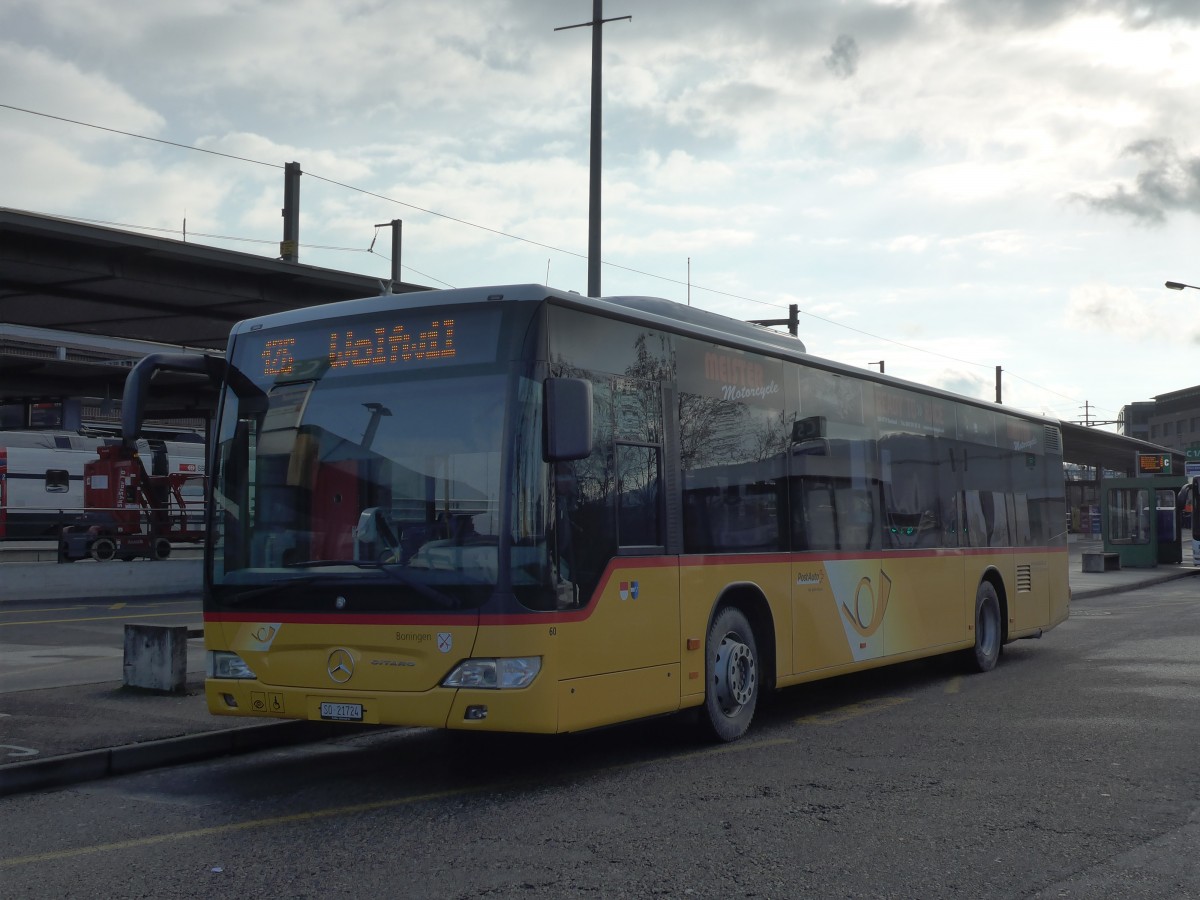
1082,552 -> 1120,573
123,624 -> 189,693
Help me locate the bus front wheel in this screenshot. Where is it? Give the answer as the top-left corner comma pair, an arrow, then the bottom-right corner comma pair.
701,606 -> 759,742
967,582 -> 1002,673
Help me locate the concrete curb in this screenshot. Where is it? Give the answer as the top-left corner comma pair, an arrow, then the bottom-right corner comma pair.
0,558 -> 201,602
1071,565 -> 1200,600
0,720 -> 355,797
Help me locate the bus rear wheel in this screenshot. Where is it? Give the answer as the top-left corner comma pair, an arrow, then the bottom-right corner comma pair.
967,581 -> 1002,673
701,606 -> 759,742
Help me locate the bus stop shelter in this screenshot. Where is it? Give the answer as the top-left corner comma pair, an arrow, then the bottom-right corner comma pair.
1059,421 -> 1187,567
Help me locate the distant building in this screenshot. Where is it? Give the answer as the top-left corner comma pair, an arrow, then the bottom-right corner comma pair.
1147,384 -> 1200,454
1118,401 -> 1153,442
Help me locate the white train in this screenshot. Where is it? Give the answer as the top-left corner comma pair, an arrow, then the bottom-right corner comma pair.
0,429 -> 206,540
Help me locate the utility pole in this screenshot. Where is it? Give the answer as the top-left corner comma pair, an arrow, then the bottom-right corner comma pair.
374,219 -> 403,289
1074,402 -> 1119,427
281,161 -> 301,263
995,365 -> 1002,404
556,1 -> 631,298
868,360 -> 885,374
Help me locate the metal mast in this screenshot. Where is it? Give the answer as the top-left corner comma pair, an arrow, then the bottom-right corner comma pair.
556,1 -> 630,298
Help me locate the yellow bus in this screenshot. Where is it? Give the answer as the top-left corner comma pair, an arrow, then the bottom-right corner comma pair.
125,284 -> 1069,741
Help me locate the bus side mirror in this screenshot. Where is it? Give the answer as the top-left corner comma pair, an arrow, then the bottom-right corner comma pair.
544,377 -> 593,462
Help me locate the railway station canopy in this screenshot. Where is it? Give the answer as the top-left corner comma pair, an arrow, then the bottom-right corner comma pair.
0,207 -> 427,417
0,207 -> 1183,473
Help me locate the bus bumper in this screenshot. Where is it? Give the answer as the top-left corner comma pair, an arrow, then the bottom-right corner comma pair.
204,674 -> 561,734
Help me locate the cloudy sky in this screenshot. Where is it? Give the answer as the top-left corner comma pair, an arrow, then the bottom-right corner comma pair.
3,0 -> 1199,429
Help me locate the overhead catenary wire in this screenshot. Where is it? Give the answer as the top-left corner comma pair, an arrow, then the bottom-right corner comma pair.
2,101 -> 1104,411
48,213 -> 375,254
2,103 -> 808,311
0,103 -> 281,170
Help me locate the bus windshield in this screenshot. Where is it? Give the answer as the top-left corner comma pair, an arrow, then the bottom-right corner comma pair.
208,304 -> 555,614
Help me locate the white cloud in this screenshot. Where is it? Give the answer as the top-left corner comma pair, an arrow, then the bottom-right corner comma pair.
1063,283 -> 1159,339
832,167 -> 879,187
633,150 -> 737,194
885,235 -> 932,254
0,42 -> 163,136
1,0 -> 1199,418
940,230 -> 1031,256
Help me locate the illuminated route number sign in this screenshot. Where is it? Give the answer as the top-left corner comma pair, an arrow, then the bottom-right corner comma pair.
1136,452 -> 1172,475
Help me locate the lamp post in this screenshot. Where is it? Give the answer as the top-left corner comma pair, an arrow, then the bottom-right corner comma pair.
1166,276 -> 1200,565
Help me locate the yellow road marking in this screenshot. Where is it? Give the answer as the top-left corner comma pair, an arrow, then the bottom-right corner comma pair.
0,600 -> 193,618
0,610 -> 199,628
0,606 -> 88,616
795,696 -> 911,725
0,786 -> 482,867
0,654 -> 121,674
0,734 -> 796,869
944,676 -> 962,694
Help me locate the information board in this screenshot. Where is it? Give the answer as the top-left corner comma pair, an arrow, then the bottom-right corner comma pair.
1136,452 -> 1172,475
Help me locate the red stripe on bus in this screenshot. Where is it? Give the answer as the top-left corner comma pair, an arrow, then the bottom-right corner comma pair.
205,611 -> 477,626
204,545 -> 1068,628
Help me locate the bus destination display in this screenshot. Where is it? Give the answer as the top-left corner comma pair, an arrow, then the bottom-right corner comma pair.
256,309 -> 500,380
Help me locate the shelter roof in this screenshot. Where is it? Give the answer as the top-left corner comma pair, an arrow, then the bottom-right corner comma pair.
1059,420 -> 1185,477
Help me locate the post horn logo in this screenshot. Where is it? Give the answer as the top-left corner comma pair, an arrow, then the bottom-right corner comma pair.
327,648 -> 355,684
840,571 -> 892,638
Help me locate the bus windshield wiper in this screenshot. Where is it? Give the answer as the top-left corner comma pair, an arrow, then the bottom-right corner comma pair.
228,561 -> 458,609
282,560 -> 385,570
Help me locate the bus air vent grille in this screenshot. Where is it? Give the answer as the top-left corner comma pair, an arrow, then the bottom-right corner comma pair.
1016,564 -> 1033,593
1043,425 -> 1063,453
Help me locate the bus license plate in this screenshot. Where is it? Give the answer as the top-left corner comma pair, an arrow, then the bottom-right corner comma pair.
320,702 -> 363,721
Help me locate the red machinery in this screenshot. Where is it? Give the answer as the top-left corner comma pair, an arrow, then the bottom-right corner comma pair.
59,444 -> 205,562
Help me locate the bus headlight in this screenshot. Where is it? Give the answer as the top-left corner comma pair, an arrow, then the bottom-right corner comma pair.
442,657 -> 541,689
207,650 -> 257,680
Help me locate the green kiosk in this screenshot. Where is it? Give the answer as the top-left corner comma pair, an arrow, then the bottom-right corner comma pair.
1101,453 -> 1184,568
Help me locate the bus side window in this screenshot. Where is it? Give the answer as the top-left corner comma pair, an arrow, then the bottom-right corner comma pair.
789,435 -> 880,553
616,444 -> 661,548
552,376 -> 617,601
990,491 -> 1012,546
964,490 -> 988,547
798,481 -> 837,551
1012,492 -> 1032,546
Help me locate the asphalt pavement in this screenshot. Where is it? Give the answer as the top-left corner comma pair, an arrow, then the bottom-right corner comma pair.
1,538 -> 1196,797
